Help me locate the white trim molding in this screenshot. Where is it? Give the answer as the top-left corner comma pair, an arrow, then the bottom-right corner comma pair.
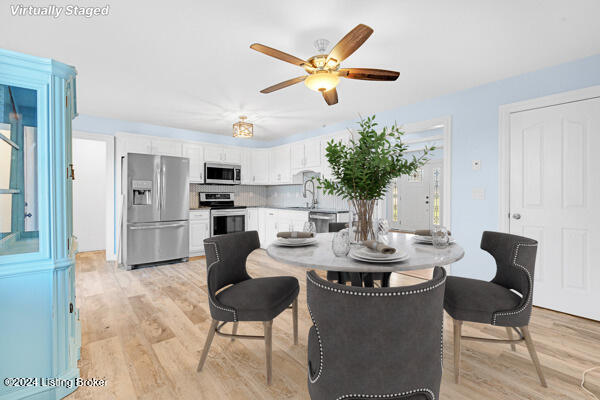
498,85 -> 600,233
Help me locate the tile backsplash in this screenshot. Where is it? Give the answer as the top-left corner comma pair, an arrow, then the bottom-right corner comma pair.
189,173 -> 349,210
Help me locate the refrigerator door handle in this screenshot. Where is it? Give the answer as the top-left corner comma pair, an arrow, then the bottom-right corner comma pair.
129,223 -> 187,230
160,162 -> 166,211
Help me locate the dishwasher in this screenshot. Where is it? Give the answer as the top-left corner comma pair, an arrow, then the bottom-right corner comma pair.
308,211 -> 349,233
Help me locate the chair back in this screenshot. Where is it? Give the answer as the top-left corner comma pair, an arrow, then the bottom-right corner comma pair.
328,222 -> 346,232
481,231 -> 538,326
306,267 -> 446,400
203,231 -> 259,321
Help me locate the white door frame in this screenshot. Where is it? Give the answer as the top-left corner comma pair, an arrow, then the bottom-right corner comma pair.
73,131 -> 116,261
392,116 -> 452,230
498,85 -> 600,232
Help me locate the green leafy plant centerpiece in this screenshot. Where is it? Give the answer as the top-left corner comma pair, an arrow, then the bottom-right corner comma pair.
317,115 -> 433,242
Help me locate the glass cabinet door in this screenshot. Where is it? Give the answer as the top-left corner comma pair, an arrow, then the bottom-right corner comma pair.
0,83 -> 38,256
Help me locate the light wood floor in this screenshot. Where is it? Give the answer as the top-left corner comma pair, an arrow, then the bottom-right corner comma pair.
67,250 -> 600,400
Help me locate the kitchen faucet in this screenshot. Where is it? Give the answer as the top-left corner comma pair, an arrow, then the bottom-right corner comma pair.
303,179 -> 318,209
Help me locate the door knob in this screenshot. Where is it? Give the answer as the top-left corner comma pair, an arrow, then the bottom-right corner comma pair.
512,213 -> 521,220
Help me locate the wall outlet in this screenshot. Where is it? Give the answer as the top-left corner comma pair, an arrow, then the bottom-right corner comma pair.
472,188 -> 485,200
472,160 -> 481,170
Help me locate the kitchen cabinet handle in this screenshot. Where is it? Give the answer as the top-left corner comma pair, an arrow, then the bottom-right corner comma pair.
130,223 -> 186,230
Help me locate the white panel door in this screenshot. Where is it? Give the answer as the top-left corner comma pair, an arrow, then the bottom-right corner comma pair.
223,147 -> 241,164
509,97 -> 600,320
126,136 -> 152,154
290,142 -> 305,170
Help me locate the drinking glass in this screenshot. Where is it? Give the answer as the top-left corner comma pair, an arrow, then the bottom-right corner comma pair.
376,218 -> 390,241
432,225 -> 450,249
332,229 -> 350,257
303,221 -> 316,233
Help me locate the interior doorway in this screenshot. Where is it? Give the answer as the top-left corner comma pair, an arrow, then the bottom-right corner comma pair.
72,132 -> 115,257
385,116 -> 451,232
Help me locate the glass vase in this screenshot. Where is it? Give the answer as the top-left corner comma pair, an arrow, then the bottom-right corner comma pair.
348,199 -> 377,243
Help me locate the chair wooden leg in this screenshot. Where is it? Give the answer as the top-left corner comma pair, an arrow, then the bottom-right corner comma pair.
453,319 -> 463,384
263,320 -> 273,385
521,326 -> 548,387
292,298 -> 298,345
506,327 -> 516,351
197,319 -> 219,372
231,322 -> 239,342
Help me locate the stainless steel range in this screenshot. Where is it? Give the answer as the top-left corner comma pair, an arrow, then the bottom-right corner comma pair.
199,192 -> 246,236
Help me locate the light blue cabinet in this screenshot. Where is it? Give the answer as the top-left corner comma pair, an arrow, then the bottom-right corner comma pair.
0,49 -> 79,400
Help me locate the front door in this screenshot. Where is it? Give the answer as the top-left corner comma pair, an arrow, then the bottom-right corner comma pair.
509,97 -> 600,320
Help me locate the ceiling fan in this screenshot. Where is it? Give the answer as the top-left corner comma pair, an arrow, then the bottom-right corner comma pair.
250,24 -> 399,106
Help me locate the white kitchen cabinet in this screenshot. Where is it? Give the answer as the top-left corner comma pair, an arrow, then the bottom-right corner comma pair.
152,139 -> 182,156
257,208 -> 309,248
204,146 -> 223,163
269,145 -> 292,184
243,149 -> 270,184
264,209 -> 279,247
204,145 -> 241,164
291,138 -> 321,171
189,210 -> 210,256
304,138 -> 321,168
223,147 -> 241,164
246,208 -> 259,232
125,135 -> 152,154
257,208 -> 267,247
182,143 -> 205,183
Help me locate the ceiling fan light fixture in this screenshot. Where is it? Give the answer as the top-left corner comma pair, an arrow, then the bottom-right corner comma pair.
233,116 -> 253,138
304,71 -> 339,92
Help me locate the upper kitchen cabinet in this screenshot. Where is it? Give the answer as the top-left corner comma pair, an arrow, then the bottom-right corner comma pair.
182,143 -> 204,183
204,145 -> 241,164
269,144 -> 292,184
242,148 -> 270,184
320,131 -> 351,179
151,138 -> 182,156
0,49 -> 80,399
124,134 -> 152,154
291,138 -> 321,172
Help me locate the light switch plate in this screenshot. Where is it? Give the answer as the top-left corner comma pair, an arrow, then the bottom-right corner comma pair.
472,160 -> 481,170
472,188 -> 485,200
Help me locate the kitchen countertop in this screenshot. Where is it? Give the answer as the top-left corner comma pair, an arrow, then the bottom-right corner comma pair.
190,206 -> 349,213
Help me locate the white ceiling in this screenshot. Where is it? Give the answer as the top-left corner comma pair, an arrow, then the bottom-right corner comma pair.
3,0 -> 600,140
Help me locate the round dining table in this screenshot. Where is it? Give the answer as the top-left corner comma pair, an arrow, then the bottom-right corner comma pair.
266,232 -> 464,285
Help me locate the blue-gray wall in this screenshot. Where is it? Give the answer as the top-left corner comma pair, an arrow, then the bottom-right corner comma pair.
74,53 -> 600,280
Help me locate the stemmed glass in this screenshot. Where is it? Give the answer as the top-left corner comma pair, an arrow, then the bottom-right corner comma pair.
303,221 -> 316,234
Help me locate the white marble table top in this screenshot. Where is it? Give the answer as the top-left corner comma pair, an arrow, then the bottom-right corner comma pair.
266,232 -> 465,273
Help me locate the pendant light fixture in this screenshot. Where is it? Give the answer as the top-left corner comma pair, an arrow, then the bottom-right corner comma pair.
233,116 -> 253,138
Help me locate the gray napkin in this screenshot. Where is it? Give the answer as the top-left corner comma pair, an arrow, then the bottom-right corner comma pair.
414,229 -> 451,236
277,231 -> 315,239
361,240 -> 396,255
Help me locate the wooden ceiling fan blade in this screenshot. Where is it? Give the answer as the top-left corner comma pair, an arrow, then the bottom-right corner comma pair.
260,76 -> 306,94
250,43 -> 306,67
326,24 -> 373,64
322,88 -> 338,106
338,68 -> 400,81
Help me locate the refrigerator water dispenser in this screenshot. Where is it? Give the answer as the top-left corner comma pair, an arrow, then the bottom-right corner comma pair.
132,180 -> 152,205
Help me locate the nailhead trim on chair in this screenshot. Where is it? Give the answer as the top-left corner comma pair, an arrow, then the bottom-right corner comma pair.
307,272 -> 443,398
306,273 -> 446,296
336,388 -> 435,400
492,243 -> 536,325
307,302 -> 324,384
206,241 -> 238,322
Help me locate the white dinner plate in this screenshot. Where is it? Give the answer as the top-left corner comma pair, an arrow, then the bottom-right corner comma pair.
354,247 -> 406,260
349,250 -> 409,263
273,238 -> 318,247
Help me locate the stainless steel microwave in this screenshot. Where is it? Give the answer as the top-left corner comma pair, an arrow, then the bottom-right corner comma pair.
204,162 -> 241,185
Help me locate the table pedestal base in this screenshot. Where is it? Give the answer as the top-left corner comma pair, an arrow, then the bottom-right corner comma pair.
327,271 -> 391,287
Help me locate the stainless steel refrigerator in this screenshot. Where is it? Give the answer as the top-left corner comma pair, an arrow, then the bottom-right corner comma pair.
121,153 -> 189,269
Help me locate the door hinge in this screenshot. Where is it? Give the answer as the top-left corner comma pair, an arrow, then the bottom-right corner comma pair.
69,302 -> 74,313
67,163 -> 75,180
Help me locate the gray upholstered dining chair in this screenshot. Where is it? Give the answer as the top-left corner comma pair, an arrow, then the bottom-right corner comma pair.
306,266 -> 447,400
444,231 -> 547,387
197,231 -> 299,385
